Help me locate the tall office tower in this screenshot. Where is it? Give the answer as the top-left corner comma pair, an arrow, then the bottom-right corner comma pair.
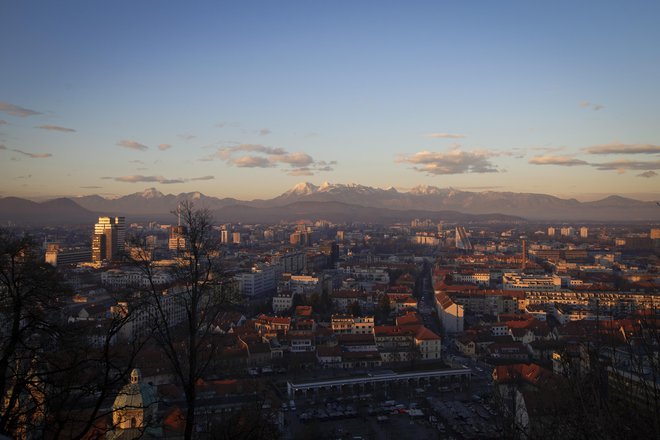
547,227 -> 556,236
92,216 -> 125,262
168,225 -> 188,251
521,238 -> 527,271
560,226 -> 575,237
220,229 -> 232,244
580,227 -> 589,239
455,226 -> 473,251
650,228 -> 660,240
232,232 -> 242,244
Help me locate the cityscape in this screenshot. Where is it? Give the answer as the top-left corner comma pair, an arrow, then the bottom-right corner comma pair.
1,1 -> 660,440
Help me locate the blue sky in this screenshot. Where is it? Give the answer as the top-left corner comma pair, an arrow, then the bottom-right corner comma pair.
1,0 -> 659,201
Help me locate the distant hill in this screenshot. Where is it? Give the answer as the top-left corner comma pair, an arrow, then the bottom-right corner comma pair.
70,182 -> 660,221
211,201 -> 522,224
0,197 -> 97,225
3,183 -> 657,225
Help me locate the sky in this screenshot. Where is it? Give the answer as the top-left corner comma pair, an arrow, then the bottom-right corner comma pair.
1,0 -> 659,202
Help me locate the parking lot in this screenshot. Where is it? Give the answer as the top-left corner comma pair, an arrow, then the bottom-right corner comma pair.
276,376 -> 501,440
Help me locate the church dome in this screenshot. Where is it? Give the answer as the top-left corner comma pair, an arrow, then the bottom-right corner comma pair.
113,369 -> 157,411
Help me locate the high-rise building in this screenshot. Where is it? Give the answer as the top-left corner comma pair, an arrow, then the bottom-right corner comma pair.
650,228 -> 660,240
92,216 -> 125,262
547,227 -> 556,236
580,227 -> 589,239
560,226 -> 575,237
455,226 -> 473,251
168,225 -> 187,251
220,229 -> 232,244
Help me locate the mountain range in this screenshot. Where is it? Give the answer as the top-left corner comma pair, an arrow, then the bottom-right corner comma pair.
1,182 -> 658,225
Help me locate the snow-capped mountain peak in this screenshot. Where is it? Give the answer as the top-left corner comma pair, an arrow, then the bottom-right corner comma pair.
141,187 -> 164,199
409,184 -> 443,195
286,182 -> 319,196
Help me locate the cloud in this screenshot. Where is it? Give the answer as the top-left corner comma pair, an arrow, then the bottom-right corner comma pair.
583,142 -> 660,155
232,144 -> 286,156
117,139 -> 148,151
397,147 -> 499,174
215,121 -> 241,128
80,186 -> 103,189
259,128 -> 271,136
207,143 -> 335,175
426,133 -> 466,139
530,146 -> 565,153
271,152 -> 314,167
230,155 -> 274,168
0,144 -> 5,150
591,159 -> 660,173
12,149 -> 52,158
112,174 -> 214,184
579,101 -> 605,111
637,171 -> 658,178
36,124 -> 76,133
288,169 -> 315,176
0,101 -> 42,117
158,143 -> 172,151
178,133 -> 196,141
528,156 -> 589,166
0,120 -> 7,126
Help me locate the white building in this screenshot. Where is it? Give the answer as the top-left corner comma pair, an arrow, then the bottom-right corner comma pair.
502,272 -> 562,291
101,269 -> 172,288
434,290 -> 464,333
236,264 -> 282,297
272,291 -> 294,313
452,271 -> 491,286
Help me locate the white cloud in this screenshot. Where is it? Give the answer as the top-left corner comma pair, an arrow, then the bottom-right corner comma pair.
0,101 -> 42,117
12,149 -> 52,158
271,152 -> 315,167
592,159 -> 660,173
205,143 -> 334,175
398,147 -> 499,174
528,156 -> 589,166
426,133 -> 466,139
579,101 -> 605,111
231,155 -> 274,168
112,174 -> 213,184
117,139 -> 148,151
583,142 -> 660,155
158,143 -> 172,151
36,124 -> 76,133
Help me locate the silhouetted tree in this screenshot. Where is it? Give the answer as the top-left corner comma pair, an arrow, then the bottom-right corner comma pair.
0,228 -> 149,439
131,201 -> 239,440
0,229 -> 63,436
